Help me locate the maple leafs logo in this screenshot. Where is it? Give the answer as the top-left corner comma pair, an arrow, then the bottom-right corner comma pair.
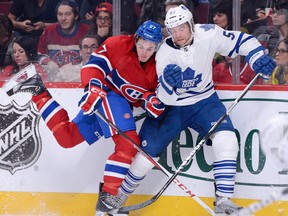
181,68 -> 202,88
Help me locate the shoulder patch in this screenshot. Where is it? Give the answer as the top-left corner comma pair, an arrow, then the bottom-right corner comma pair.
199,24 -> 216,31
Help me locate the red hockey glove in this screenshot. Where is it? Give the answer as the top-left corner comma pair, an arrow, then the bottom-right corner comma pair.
78,78 -> 106,115
141,92 -> 165,118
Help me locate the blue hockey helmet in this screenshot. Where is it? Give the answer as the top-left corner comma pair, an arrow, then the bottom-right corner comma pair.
135,20 -> 163,44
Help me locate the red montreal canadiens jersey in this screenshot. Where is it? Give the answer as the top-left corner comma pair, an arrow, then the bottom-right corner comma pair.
81,35 -> 159,107
37,23 -> 89,67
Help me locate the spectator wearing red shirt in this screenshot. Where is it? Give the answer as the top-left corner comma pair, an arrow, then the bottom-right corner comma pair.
37,0 -> 89,68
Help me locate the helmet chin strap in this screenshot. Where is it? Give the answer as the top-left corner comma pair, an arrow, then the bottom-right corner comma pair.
173,31 -> 194,48
182,33 -> 194,47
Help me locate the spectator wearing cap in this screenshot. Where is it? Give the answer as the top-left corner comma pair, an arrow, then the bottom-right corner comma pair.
37,0 -> 90,75
79,0 -> 112,22
89,2 -> 112,45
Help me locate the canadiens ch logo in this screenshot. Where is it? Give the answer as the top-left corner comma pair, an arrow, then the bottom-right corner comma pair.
0,101 -> 41,174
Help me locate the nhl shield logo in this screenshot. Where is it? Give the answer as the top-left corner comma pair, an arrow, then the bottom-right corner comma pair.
0,100 -> 41,174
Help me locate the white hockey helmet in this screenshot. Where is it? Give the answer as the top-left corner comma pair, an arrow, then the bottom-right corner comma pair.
165,4 -> 194,29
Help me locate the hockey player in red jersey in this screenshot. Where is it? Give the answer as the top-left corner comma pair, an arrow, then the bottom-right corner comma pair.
3,20 -> 164,215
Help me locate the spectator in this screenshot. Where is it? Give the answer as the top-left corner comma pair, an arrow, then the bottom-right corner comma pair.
271,7 -> 288,41
211,0 -> 232,30
79,0 -> 112,22
55,34 -> 98,82
89,2 -> 112,45
0,13 -> 14,71
80,0 -> 138,35
270,37 -> 288,84
8,0 -> 60,48
37,0 -> 90,68
0,36 -> 48,82
252,3 -> 288,54
211,0 -> 232,68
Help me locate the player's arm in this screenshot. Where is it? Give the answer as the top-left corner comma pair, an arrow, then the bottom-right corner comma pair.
80,41 -> 113,86
214,25 -> 276,79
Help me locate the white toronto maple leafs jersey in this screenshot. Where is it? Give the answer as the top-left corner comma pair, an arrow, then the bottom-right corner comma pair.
156,24 -> 263,106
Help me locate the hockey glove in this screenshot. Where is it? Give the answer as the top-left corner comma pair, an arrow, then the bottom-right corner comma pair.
159,64 -> 182,94
252,54 -> 276,79
163,64 -> 182,87
141,92 -> 165,118
78,78 -> 107,115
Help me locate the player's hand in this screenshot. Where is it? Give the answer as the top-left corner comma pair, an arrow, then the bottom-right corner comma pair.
252,54 -> 276,79
163,64 -> 182,87
141,92 -> 165,118
78,78 -> 106,115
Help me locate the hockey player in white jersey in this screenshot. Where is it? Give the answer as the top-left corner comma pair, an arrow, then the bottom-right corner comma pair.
116,4 -> 276,215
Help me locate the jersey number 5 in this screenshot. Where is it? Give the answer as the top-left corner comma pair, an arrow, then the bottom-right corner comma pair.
223,31 -> 235,40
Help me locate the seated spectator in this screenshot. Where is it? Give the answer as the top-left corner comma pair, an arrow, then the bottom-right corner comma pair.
270,37 -> 288,85
213,56 -> 263,85
89,2 -> 112,45
211,0 -> 232,66
8,0 -> 60,48
80,0 -> 137,35
55,34 -> 98,82
37,0 -> 90,68
251,2 -> 288,54
271,7 -> 288,41
79,0 -> 112,22
211,0 -> 232,30
0,13 -> 14,71
0,36 -> 48,82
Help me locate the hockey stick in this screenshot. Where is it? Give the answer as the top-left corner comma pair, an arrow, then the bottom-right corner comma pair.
93,110 -> 214,215
231,187 -> 288,216
118,73 -> 261,212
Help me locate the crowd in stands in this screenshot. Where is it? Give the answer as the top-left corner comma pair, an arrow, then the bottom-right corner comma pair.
0,0 -> 287,85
